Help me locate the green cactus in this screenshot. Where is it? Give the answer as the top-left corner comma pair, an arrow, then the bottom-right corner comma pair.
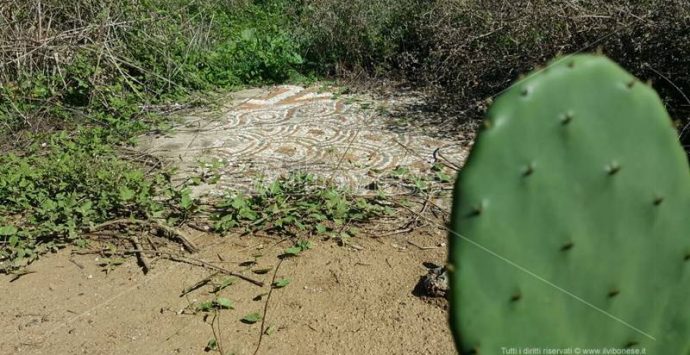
448,54 -> 690,354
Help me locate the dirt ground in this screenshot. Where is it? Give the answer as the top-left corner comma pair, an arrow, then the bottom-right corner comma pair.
0,227 -> 455,355
1,84 -> 464,354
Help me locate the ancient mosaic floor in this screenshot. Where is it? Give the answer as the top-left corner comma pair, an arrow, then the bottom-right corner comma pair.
139,85 -> 469,195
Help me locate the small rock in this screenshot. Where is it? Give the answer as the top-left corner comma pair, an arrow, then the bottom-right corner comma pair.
420,266 -> 448,298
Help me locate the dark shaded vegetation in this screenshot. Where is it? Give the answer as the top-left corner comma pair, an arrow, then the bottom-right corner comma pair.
3,0 -> 689,137
297,1 -> 690,120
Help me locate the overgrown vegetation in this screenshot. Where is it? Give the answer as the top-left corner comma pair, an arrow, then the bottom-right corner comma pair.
0,0 -> 308,270
0,131 -> 198,271
0,0 -> 307,137
2,0 -> 689,270
294,1 -> 690,122
212,172 -> 393,242
6,1 -> 688,137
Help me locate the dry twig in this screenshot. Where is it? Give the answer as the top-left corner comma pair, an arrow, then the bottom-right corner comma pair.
130,235 -> 152,273
253,258 -> 284,355
180,271 -> 219,297
90,219 -> 198,253
73,248 -> 264,287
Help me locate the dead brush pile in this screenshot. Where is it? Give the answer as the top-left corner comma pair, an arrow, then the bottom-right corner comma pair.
419,0 -> 690,119
296,0 -> 690,132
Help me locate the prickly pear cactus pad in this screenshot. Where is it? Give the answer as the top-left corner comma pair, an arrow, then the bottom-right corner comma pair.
448,55 -> 690,354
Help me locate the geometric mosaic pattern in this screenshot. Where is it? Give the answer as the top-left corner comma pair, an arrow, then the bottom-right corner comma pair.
139,85 -> 468,195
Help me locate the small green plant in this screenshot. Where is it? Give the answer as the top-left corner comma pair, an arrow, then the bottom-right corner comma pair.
272,278 -> 291,288
211,277 -> 237,294
98,257 -> 127,274
0,129 -> 195,272
389,164 -> 454,194
205,338 -> 218,352
241,312 -> 262,324
211,172 -> 393,238
431,163 -> 453,183
284,240 -> 314,256
197,297 -> 234,312
195,159 -> 227,185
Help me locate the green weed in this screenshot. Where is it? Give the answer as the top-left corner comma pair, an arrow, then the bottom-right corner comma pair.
241,312 -> 262,324
1,0 -> 308,272
0,129 -> 195,272
197,297 -> 234,312
211,172 -> 393,238
390,163 -> 454,194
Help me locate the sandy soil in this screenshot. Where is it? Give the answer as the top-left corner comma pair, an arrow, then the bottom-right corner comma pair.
1,84 -> 464,354
0,228 -> 454,355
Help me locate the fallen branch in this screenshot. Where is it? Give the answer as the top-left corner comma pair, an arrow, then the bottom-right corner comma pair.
374,195 -> 430,238
73,248 -> 264,287
187,221 -> 211,233
9,269 -> 36,282
116,147 -> 164,169
90,218 -> 198,253
433,147 -> 461,171
180,271 -> 219,297
130,235 -> 152,274
407,240 -> 439,250
163,254 -> 264,286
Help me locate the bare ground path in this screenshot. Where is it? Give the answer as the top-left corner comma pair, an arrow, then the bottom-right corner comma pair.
0,84 -> 471,354
1,230 -> 454,354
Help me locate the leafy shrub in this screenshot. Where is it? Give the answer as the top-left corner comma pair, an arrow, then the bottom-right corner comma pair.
0,0 -> 306,137
294,0 -> 430,75
212,172 -> 393,240
0,130 -> 192,271
5,0 -> 687,134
